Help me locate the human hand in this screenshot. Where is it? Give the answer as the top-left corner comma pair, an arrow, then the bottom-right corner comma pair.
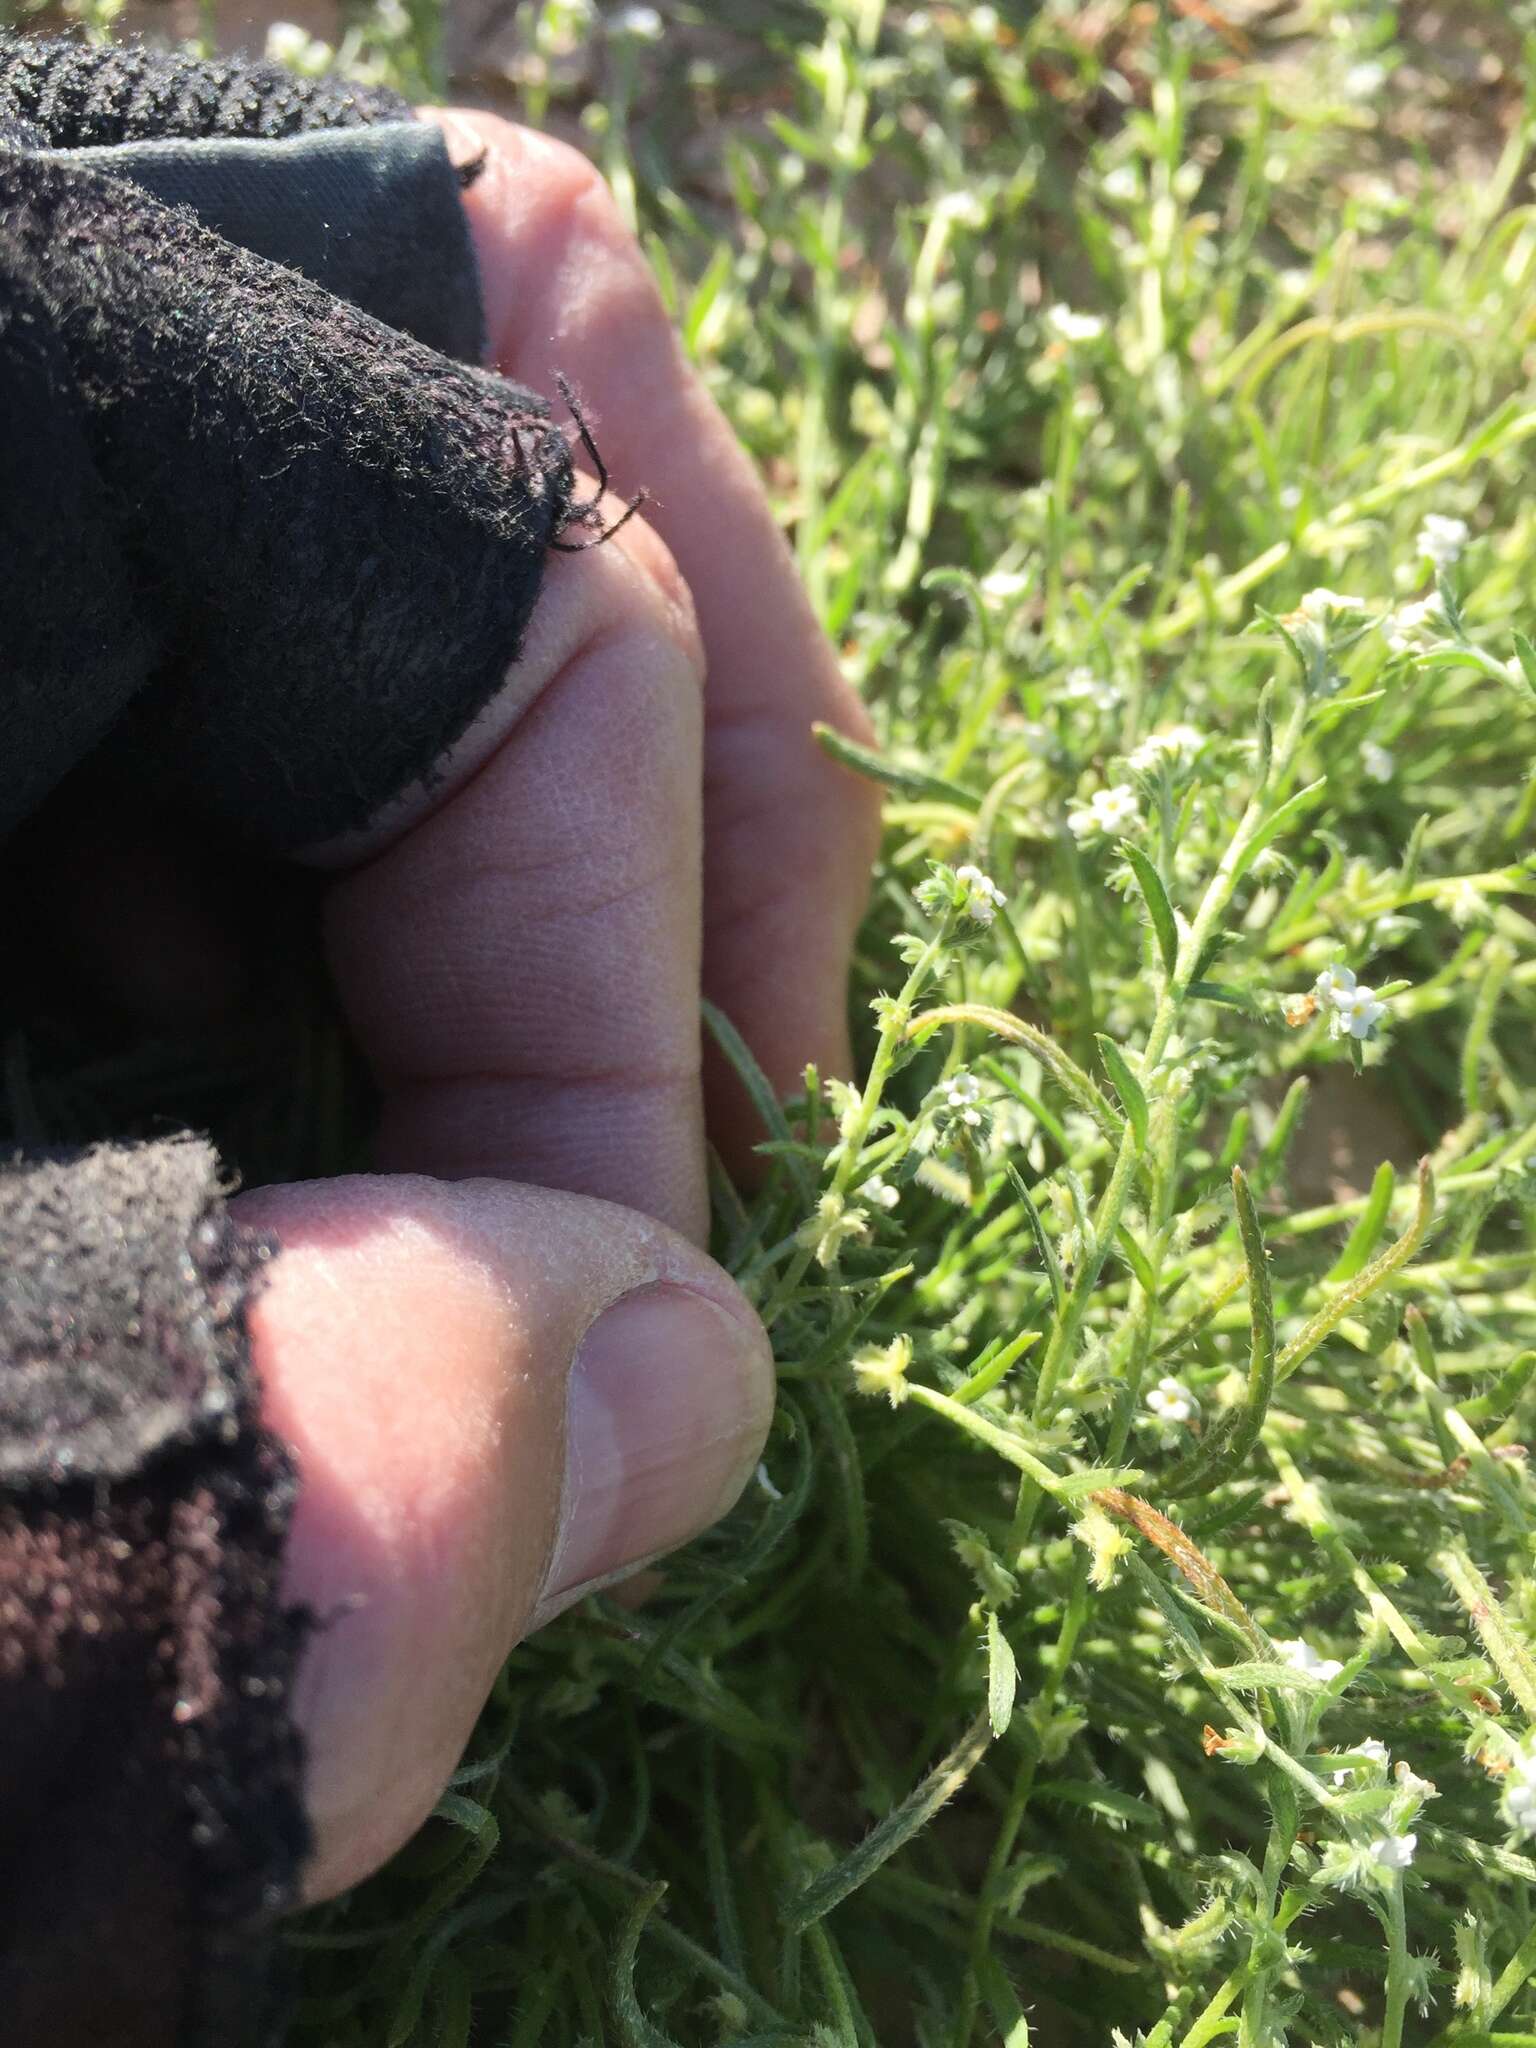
230,110 -> 880,1901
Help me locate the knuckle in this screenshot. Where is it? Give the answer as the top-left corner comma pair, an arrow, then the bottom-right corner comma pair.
525,132 -> 634,255
614,508 -> 700,655
576,533 -> 705,696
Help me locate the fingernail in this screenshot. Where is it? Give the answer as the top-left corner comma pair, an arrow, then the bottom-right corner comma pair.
539,1283 -> 772,1616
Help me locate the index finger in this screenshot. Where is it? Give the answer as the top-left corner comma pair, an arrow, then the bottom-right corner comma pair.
424,109 -> 881,1157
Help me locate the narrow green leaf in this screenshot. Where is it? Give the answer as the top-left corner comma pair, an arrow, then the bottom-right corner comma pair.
1326,1159 -> 1395,1283
1513,631 -> 1536,695
953,1326 -> 1042,1406
912,1004 -> 1126,1144
1033,1782 -> 1161,1828
701,998 -> 791,1145
987,1612 -> 1018,1737
1119,839 -> 1179,977
1254,1076 -> 1310,1193
812,721 -> 980,808
1439,1547 -> 1536,1721
1116,1225 -> 1158,1299
1187,981 -> 1256,1011
1254,680 -> 1274,788
977,1958 -> 1031,2047
1006,1164 -> 1066,1313
1461,1352 -> 1536,1427
1399,811 -> 1431,890
612,1883 -> 684,2048
1230,776 -> 1328,886
1278,1157 -> 1436,1381
1096,1035 -> 1149,1149
788,1712 -> 993,1930
1165,1167 -> 1276,1499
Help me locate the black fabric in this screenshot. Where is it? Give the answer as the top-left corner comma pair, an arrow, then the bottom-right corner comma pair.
0,32 -> 408,144
0,29 -> 586,2046
0,1140 -> 310,2048
51,124 -> 486,362
0,139 -> 572,849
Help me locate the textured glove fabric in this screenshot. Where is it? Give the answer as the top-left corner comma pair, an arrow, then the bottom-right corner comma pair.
0,1142 -> 308,2048
0,30 -> 577,2045
0,31 -> 408,143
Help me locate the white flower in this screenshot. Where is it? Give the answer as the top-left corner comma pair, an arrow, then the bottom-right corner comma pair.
1310,964 -> 1389,1042
1332,980 -> 1388,1041
903,8 -> 933,34
1068,784 -> 1141,840
1045,305 -> 1106,346
1384,594 -> 1446,653
969,4 -> 1000,37
1145,1375 -> 1195,1424
1369,1830 -> 1418,1872
1448,878 -> 1490,926
1506,1778 -> 1536,1835
943,1073 -> 986,1127
265,20 -> 331,71
1279,484 -> 1302,510
1129,724 -> 1203,772
954,863 -> 1007,925
1500,1746 -> 1536,1836
1063,665 -> 1120,710
934,190 -> 987,230
1102,164 -> 1140,202
1417,512 -> 1470,570
1333,1737 -> 1391,1785
1360,741 -> 1395,783
1298,587 -> 1369,621
1345,60 -> 1386,97
612,3 -> 663,39
862,1174 -> 900,1211
980,568 -> 1029,603
1276,1638 -> 1345,1683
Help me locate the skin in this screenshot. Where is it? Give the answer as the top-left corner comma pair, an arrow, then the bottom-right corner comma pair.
220,111 -> 882,1900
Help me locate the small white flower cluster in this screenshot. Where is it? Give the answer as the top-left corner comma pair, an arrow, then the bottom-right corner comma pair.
1276,1637 -> 1345,1683
265,20 -> 333,73
862,1174 -> 900,1212
612,3 -> 663,39
1417,512 -> 1469,570
852,1334 -> 913,1407
934,190 -> 987,230
1145,1375 -> 1195,1424
980,567 -> 1030,603
942,1073 -> 986,1127
1370,1828 -> 1418,1872
1068,784 -> 1141,841
954,863 -> 1007,925
1360,740 -> 1395,783
1332,1736 -> 1390,1786
1298,587 -> 1369,622
1503,1748 -> 1536,1836
1385,593 -> 1446,653
1063,665 -> 1120,710
1314,963 -> 1388,1041
1129,724 -> 1203,773
1045,305 -> 1106,346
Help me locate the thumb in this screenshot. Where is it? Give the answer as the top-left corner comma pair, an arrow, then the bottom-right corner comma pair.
232,1173 -> 773,1903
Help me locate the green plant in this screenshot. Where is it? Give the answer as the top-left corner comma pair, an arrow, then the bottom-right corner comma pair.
134,2 -> 1536,2041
